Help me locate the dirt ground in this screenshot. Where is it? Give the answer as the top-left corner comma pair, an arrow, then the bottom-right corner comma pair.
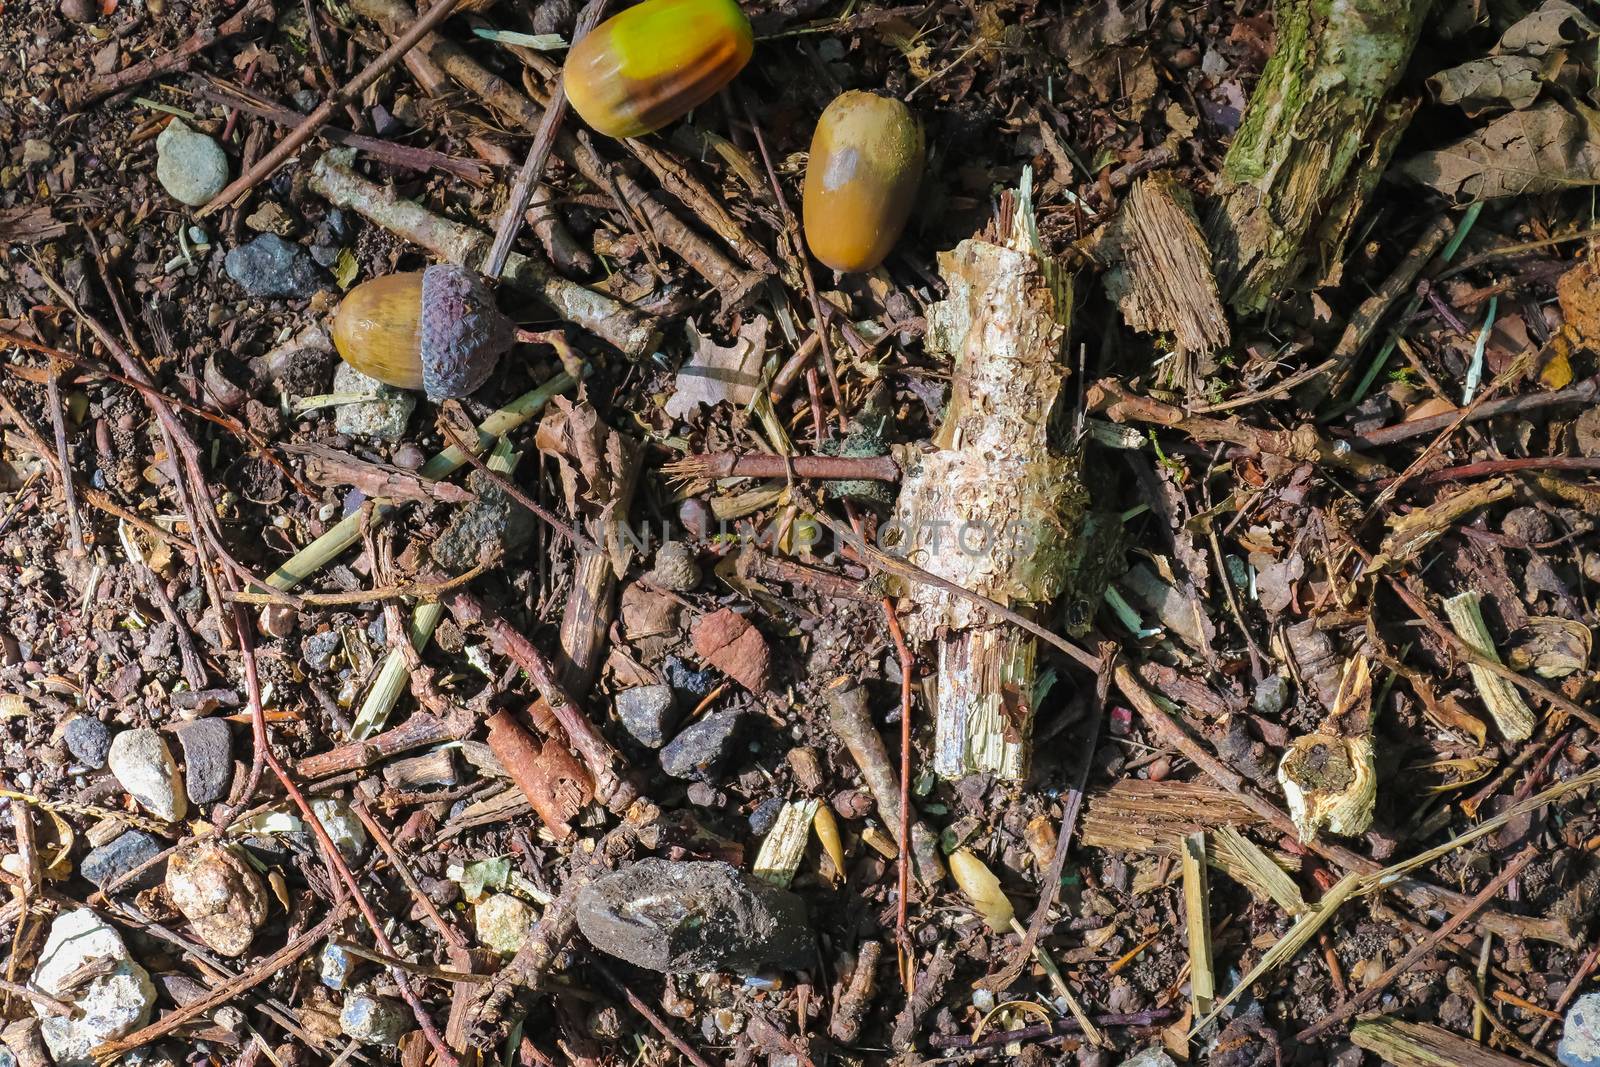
1,0 -> 1599,1064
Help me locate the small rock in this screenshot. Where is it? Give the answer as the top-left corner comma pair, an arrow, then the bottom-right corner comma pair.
475,893 -> 536,955
616,685 -> 677,748
224,234 -> 326,299
660,709 -> 747,781
310,243 -> 341,267
685,782 -> 722,808
165,841 -> 268,957
63,717 -> 111,768
258,603 -> 297,639
333,362 -> 415,443
31,909 -> 155,1067
174,718 -> 232,806
664,655 -> 717,700
1116,1051 -> 1177,1067
576,859 -> 811,973
107,728 -> 186,822
154,120 -> 228,208
648,541 -> 702,592
748,796 -> 785,836
20,140 -> 51,167
1561,992 -> 1600,1066
340,991 -> 409,1046
430,467 -> 535,572
244,200 -> 295,236
309,797 -> 368,862
59,0 -> 94,21
80,830 -> 165,890
319,943 -> 358,991
1252,674 -> 1290,716
123,1045 -> 181,1067
301,630 -> 342,671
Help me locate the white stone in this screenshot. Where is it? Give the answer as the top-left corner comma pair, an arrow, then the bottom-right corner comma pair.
31,909 -> 154,1067
475,893 -> 536,955
107,729 -> 187,822
309,798 -> 368,862
333,363 -> 415,442
340,991 -> 409,1045
155,120 -> 229,208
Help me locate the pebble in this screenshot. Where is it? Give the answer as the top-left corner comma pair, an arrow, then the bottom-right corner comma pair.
224,234 -> 326,299
747,796 -> 785,836
1560,993 -> 1600,1066
1116,1051 -> 1177,1067
154,120 -> 228,208
59,0 -> 95,21
107,728 -> 186,822
309,797 -> 368,862
664,655 -> 717,700
1252,674 -> 1290,716
576,859 -> 812,973
615,685 -> 677,749
165,841 -> 268,957
31,909 -> 155,1067
174,718 -> 232,806
648,541 -> 702,592
475,893 -> 536,955
430,468 -> 536,572
63,716 -> 111,768
340,991 -> 410,1045
80,830 -> 165,890
301,630 -> 342,672
333,363 -> 416,443
21,140 -> 51,167
319,943 -> 358,991
659,709 -> 747,781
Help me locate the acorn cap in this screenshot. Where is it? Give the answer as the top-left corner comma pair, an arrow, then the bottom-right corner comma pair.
419,264 -> 516,400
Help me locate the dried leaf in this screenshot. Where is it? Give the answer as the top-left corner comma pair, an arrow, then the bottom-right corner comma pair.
1401,101 -> 1600,202
1507,616 -> 1592,678
690,607 -> 772,692
1497,0 -> 1598,56
1427,55 -> 1550,114
663,316 -> 769,419
535,398 -> 641,576
333,248 -> 359,290
0,205 -> 65,245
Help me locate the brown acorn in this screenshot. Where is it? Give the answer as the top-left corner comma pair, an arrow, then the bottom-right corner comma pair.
802,91 -> 924,273
330,264 -> 516,399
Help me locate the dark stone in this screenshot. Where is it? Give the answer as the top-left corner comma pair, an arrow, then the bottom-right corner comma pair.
224,234 -> 326,299
615,686 -> 677,749
301,630 -> 341,671
659,709 -> 746,781
80,830 -> 165,889
174,718 -> 233,805
430,468 -> 535,572
64,717 -> 111,768
575,859 -> 812,973
664,656 -> 717,700
309,244 -> 340,268
747,796 -> 785,835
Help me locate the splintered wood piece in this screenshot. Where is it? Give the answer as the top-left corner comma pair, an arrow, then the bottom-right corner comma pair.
1180,832 -> 1214,1018
1443,590 -> 1538,741
691,607 -> 772,692
893,186 -> 1081,781
1350,1017 -> 1527,1067
485,707 -> 593,839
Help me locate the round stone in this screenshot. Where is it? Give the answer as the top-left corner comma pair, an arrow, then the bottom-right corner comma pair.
154,120 -> 229,209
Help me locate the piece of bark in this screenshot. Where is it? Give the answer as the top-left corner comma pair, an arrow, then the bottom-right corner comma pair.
1349,1017 -> 1528,1067
485,706 -> 593,839
691,608 -> 772,693
891,189 -> 1082,780
1207,0 -> 1429,311
1093,174 -> 1227,391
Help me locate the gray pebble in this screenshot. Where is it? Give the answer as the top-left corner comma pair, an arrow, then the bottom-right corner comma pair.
576,859 -> 811,973
80,831 -> 165,890
340,991 -> 409,1046
64,717 -> 111,768
430,468 -> 535,572
660,709 -> 746,781
1561,992 -> 1600,1067
301,630 -> 342,672
154,120 -> 228,208
1253,674 -> 1290,716
174,719 -> 232,806
224,234 -> 326,299
615,685 -> 677,748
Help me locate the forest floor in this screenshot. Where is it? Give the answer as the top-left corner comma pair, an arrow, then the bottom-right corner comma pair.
1,0 -> 1599,1064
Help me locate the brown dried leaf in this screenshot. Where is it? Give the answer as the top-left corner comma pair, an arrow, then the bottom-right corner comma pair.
1427,55 -> 1550,114
1507,617 -> 1592,678
663,316 -> 769,419
535,397 -> 640,576
0,205 -> 65,245
691,607 -> 772,692
1498,0 -> 1598,56
1401,101 -> 1600,202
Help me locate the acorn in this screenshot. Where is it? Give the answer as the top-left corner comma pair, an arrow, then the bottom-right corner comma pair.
330,264 -> 516,400
802,91 -> 924,273
563,0 -> 754,139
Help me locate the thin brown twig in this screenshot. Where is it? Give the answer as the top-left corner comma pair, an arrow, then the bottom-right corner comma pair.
198,0 -> 466,217
593,960 -> 723,1067
882,600 -> 915,994
1297,845 -> 1538,1040
66,0 -> 273,109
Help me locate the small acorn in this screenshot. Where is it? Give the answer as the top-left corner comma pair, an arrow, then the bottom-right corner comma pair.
563,0 -> 754,139
330,264 -> 515,400
802,91 -> 924,273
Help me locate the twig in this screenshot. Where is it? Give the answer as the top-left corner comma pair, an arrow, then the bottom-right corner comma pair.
294,708 -> 475,780
198,0 -> 466,216
1297,845 -> 1538,1040
1354,374 -> 1600,448
485,0 -> 609,277
665,452 -> 900,484
883,601 -> 915,990
43,368 -> 81,554
926,1009 -> 1177,1051
443,589 -> 638,813
351,799 -> 467,953
593,960 -> 723,1067
66,0 -> 274,110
